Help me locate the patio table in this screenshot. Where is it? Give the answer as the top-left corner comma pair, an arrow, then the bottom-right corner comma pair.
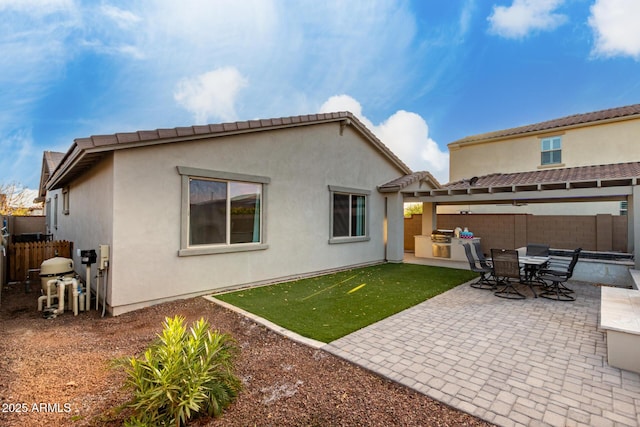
519,255 -> 550,296
489,253 -> 550,298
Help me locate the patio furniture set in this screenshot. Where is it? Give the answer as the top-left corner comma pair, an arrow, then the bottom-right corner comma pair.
463,241 -> 582,301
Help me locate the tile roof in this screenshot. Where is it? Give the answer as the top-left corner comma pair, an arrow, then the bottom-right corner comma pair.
46,112 -> 412,190
450,103 -> 640,146
44,151 -> 65,171
444,161 -> 640,190
37,151 -> 66,199
378,171 -> 441,192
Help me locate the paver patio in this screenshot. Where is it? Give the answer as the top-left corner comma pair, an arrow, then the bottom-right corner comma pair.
325,279 -> 640,427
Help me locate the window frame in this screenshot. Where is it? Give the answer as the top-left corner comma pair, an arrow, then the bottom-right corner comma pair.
62,186 -> 70,215
540,136 -> 562,166
53,194 -> 58,230
45,198 -> 51,233
328,185 -> 371,244
177,166 -> 270,256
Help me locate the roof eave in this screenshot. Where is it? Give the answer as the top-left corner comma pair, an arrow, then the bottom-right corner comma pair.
449,110 -> 640,148
45,112 -> 413,190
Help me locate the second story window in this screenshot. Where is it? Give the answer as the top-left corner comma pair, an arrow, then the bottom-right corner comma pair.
541,136 -> 561,165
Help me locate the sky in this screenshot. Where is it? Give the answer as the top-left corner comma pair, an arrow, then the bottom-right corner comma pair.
1,0 -> 640,190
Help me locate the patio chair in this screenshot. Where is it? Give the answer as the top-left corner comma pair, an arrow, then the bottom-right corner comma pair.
538,248 -> 582,301
491,249 -> 528,299
472,241 -> 492,269
463,243 -> 494,290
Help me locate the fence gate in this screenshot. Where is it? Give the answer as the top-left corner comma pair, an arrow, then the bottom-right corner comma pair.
7,241 -> 73,283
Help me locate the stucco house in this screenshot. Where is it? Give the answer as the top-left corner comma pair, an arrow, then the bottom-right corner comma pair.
442,103 -> 640,215
38,112 -> 434,315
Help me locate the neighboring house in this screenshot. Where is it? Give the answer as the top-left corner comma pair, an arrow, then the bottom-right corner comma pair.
36,151 -> 66,225
39,112 -> 429,315
443,103 -> 640,215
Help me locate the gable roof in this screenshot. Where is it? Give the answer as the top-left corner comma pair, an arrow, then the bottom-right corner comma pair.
45,112 -> 412,190
449,103 -> 640,147
378,171 -> 442,193
37,151 -> 65,200
444,161 -> 640,190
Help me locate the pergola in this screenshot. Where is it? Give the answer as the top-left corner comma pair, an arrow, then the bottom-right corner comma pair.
380,164 -> 640,269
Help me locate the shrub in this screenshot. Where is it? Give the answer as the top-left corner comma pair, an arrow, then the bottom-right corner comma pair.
117,316 -> 242,426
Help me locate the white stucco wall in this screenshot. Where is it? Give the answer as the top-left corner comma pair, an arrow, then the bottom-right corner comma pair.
101,122 -> 404,314
49,156 -> 114,294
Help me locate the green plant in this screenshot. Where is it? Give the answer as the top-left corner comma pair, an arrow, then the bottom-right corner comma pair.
117,316 -> 241,426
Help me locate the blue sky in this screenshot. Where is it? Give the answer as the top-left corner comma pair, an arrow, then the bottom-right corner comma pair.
2,0 -> 640,190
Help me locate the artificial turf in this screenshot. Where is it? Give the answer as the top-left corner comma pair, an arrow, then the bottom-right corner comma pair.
213,263 -> 477,343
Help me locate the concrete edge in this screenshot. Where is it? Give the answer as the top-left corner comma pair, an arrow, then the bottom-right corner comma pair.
202,295 -> 326,349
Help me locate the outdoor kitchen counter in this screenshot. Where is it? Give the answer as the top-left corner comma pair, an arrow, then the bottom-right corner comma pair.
599,286 -> 640,374
414,235 -> 480,262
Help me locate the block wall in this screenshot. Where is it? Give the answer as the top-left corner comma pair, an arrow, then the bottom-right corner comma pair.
404,213 -> 628,253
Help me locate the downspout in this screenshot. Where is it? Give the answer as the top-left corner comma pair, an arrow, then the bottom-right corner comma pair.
384,197 -> 388,262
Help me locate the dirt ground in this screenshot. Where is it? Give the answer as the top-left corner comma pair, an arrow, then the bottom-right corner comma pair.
0,281 -> 494,426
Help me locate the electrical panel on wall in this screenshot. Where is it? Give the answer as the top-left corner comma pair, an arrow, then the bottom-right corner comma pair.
99,244 -> 110,270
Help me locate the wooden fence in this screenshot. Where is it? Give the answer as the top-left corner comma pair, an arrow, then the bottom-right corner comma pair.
7,241 -> 73,283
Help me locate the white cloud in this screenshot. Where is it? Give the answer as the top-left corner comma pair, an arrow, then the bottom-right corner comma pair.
487,0 -> 567,39
100,4 -> 141,28
0,0 -> 74,15
132,1 -> 416,118
0,128 -> 39,187
174,67 -> 249,123
0,0 -> 79,172
319,95 -> 449,183
589,0 -> 640,59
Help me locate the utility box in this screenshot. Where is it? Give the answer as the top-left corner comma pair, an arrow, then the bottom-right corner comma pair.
99,245 -> 109,270
80,249 -> 97,265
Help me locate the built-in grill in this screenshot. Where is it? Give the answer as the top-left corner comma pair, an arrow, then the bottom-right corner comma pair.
430,229 -> 454,243
430,229 -> 454,258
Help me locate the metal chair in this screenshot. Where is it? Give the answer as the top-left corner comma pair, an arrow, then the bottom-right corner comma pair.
472,241 -> 492,269
463,243 -> 494,290
522,243 -> 550,286
491,249 -> 527,299
538,248 -> 582,301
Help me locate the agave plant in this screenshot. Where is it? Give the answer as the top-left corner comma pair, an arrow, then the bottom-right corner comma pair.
117,315 -> 241,426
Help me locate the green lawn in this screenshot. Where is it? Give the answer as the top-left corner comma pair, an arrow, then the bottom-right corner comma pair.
214,263 -> 476,343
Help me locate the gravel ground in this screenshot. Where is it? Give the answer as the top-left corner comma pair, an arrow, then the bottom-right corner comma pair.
0,282 -> 494,426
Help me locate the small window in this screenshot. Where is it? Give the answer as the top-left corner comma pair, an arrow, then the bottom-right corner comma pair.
541,136 -> 561,165
177,166 -> 270,256
45,198 -> 51,232
53,194 -> 58,230
329,185 -> 370,244
62,187 -> 69,215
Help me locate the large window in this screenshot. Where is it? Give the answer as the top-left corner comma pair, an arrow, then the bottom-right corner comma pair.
178,166 -> 269,256
329,185 -> 370,243
541,136 -> 562,165
189,179 -> 262,245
